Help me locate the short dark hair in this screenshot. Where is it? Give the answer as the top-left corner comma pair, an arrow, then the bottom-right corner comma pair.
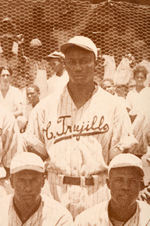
26,84 -> 40,95
133,65 -> 148,79
0,66 -> 13,76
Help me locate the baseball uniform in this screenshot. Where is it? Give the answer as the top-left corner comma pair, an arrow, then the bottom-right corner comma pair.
0,195 -> 73,226
25,85 -> 136,218
74,200 -> 150,226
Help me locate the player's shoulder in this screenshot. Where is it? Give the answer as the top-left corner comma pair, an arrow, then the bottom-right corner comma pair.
97,87 -> 121,105
75,201 -> 108,224
42,195 -> 72,216
0,194 -> 12,208
137,200 -> 150,211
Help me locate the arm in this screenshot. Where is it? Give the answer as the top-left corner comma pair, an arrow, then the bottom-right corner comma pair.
109,100 -> 137,161
24,106 -> 48,161
1,111 -> 18,169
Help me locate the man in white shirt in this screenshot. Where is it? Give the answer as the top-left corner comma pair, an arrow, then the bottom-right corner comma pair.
0,152 -> 73,225
75,153 -> 150,226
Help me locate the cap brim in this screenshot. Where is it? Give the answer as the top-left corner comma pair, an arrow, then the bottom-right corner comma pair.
61,43 -> 95,55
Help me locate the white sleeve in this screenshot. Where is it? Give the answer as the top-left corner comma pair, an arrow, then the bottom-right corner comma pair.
1,111 -> 18,168
109,100 -> 137,161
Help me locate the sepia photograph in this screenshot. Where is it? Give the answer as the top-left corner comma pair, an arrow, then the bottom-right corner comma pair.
0,0 -> 150,225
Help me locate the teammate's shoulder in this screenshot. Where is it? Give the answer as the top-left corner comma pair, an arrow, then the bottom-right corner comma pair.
137,200 -> 150,210
42,195 -> 73,218
42,195 -> 70,212
97,87 -> 120,104
75,201 -> 108,223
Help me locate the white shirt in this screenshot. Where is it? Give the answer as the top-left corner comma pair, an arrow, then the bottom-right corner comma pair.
0,85 -> 23,114
47,71 -> 69,95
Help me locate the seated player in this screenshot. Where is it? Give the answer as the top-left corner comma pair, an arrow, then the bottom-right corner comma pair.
0,152 -> 73,225
75,153 -> 150,226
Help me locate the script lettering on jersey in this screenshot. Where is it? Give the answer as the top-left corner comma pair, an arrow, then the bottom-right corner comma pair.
43,115 -> 109,144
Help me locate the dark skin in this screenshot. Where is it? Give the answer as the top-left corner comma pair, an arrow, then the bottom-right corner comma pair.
10,170 -> 45,223
107,167 -> 144,223
65,46 -> 97,109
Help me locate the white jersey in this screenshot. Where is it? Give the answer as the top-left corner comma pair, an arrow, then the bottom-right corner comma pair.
47,71 -> 69,96
26,85 -> 135,165
0,107 -> 18,168
25,85 -> 136,218
0,195 -> 73,226
74,200 -> 150,226
0,85 -> 23,114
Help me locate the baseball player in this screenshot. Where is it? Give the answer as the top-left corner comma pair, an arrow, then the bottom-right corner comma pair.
0,152 -> 73,225
25,36 -> 137,218
75,153 -> 150,225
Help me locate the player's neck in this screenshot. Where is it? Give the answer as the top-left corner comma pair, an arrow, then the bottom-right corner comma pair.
136,85 -> 144,93
67,81 -> 95,108
13,196 -> 41,223
108,200 -> 137,222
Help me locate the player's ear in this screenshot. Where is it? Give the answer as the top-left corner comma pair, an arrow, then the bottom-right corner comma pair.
140,180 -> 145,191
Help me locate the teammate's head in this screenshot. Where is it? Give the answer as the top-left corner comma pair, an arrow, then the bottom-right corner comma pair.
133,65 -> 148,86
26,84 -> 40,107
10,152 -> 45,207
107,154 -> 144,210
61,36 -> 98,86
46,51 -> 65,76
101,79 -> 115,95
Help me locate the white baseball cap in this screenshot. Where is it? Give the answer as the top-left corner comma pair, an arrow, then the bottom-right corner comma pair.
10,152 -> 45,174
108,153 -> 144,176
46,51 -> 65,60
60,36 -> 98,59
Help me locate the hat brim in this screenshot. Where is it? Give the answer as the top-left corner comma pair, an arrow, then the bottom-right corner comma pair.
60,43 -> 95,56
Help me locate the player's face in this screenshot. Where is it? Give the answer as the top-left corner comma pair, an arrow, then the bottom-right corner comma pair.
0,69 -> 11,89
134,72 -> 146,86
101,81 -> 115,95
26,87 -> 39,106
107,167 -> 143,209
11,170 -> 44,207
65,46 -> 96,85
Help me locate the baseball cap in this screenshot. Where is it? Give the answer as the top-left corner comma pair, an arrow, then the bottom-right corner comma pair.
108,153 -> 144,176
10,152 -> 45,174
30,38 -> 42,47
46,51 -> 65,60
60,36 -> 98,59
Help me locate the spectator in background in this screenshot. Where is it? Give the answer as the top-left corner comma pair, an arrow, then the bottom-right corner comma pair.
100,78 -> 115,95
0,66 -> 23,118
75,154 -> 150,226
0,107 -> 18,196
127,78 -> 136,92
46,51 -> 69,95
25,38 -> 50,99
17,84 -> 40,133
126,65 -> 148,116
0,18 -> 26,88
